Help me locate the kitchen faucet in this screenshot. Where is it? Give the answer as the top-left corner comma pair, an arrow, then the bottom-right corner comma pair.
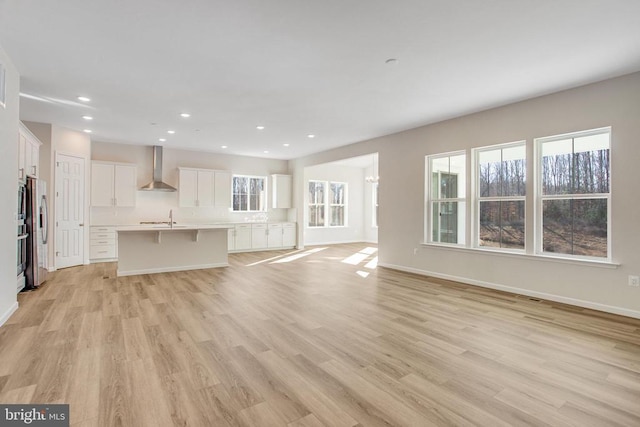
169,209 -> 174,229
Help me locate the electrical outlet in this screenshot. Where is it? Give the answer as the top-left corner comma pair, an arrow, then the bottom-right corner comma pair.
629,275 -> 640,287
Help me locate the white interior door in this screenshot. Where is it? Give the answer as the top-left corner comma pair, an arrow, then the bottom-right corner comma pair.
56,153 -> 85,269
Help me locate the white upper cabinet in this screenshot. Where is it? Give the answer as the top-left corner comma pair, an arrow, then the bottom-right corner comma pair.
18,123 -> 42,180
91,161 -> 137,207
179,167 -> 230,208
272,174 -> 292,208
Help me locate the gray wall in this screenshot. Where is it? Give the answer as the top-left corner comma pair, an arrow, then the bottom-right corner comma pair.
292,72 -> 640,318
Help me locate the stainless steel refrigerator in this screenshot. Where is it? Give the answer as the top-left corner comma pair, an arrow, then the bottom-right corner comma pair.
25,176 -> 48,289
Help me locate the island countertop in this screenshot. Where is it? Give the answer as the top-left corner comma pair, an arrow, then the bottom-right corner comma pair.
115,224 -> 234,232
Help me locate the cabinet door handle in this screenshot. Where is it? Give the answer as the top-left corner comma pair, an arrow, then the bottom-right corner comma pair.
19,168 -> 24,180
32,165 -> 37,176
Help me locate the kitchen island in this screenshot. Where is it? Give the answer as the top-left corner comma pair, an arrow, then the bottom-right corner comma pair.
116,224 -> 233,276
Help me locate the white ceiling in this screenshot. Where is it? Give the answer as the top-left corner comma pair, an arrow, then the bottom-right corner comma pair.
2,1 -> 640,160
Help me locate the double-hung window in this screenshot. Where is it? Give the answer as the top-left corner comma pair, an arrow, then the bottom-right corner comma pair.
329,182 -> 347,226
537,128 -> 610,259
426,152 -> 466,244
308,180 -> 347,227
476,142 -> 526,250
232,175 -> 266,212
308,181 -> 325,227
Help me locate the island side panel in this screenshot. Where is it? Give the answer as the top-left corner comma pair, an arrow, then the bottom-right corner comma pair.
117,229 -> 229,276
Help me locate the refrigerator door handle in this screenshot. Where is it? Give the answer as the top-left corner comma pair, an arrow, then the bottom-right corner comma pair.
40,194 -> 48,244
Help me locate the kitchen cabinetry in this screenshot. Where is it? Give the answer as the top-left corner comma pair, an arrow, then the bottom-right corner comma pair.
282,222 -> 296,247
90,226 -> 117,261
233,224 -> 252,251
251,224 -> 268,249
271,174 -> 292,208
91,161 -> 137,207
267,224 -> 283,248
179,167 -> 231,208
228,222 -> 296,252
18,123 -> 41,180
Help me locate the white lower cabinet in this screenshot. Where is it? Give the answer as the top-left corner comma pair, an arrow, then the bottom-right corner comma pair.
267,224 -> 283,248
234,224 -> 252,251
228,222 -> 296,252
90,226 -> 118,261
282,223 -> 296,247
251,224 -> 268,249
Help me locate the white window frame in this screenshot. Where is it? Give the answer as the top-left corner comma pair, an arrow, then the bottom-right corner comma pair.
232,175 -> 267,212
329,181 -> 348,227
308,180 -> 326,228
473,141 -> 526,252
373,182 -> 379,228
534,127 -> 611,261
425,151 -> 466,246
307,180 -> 348,228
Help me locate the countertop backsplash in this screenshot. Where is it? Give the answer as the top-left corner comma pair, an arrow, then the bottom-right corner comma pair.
90,190 -> 290,225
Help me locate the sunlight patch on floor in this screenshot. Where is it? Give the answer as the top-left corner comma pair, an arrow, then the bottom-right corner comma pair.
356,271 -> 370,278
342,247 -> 379,266
245,250 -> 302,266
364,256 -> 378,269
271,247 -> 328,264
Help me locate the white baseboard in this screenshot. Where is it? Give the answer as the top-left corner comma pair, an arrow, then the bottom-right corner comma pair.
378,262 -> 640,320
0,301 -> 19,327
117,262 -> 229,277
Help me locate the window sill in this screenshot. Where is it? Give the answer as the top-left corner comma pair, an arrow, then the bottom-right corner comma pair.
419,243 -> 620,269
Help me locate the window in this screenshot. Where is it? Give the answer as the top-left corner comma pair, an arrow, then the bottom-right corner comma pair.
329,182 -> 346,226
476,142 -> 526,250
537,128 -> 610,259
373,182 -> 379,227
426,153 -> 466,244
232,175 -> 266,212
308,180 -> 347,227
308,181 -> 325,227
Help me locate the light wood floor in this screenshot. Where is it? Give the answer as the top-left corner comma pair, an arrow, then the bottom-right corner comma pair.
2,243 -> 640,426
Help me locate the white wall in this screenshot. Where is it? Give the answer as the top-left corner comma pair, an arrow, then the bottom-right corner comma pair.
292,72 -> 640,318
0,43 -> 20,325
304,163 -> 365,245
91,142 -> 291,225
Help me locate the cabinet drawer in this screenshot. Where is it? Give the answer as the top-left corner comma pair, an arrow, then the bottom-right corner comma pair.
90,245 -> 116,259
268,224 -> 283,230
91,232 -> 115,239
91,226 -> 116,232
251,223 -> 267,230
282,223 -> 295,228
90,237 -> 116,245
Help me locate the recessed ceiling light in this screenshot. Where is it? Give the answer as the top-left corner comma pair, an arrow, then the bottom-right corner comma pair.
158,138 -> 166,142
82,115 -> 93,120
83,129 -> 92,133
385,58 -> 398,65
167,130 -> 175,134
77,96 -> 91,102
263,150 -> 269,154
180,113 -> 191,118
221,145 -> 228,149
283,143 -> 290,147
307,134 -> 315,138
256,126 -> 265,130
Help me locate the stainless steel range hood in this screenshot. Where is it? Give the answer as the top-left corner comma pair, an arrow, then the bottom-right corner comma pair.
139,146 -> 177,192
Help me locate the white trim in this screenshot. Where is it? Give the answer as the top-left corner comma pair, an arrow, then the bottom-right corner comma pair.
378,262 -> 640,320
420,242 -> 619,268
117,262 -> 229,276
0,302 -> 19,327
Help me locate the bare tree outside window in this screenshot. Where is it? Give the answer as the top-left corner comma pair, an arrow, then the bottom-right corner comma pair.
539,130 -> 610,258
